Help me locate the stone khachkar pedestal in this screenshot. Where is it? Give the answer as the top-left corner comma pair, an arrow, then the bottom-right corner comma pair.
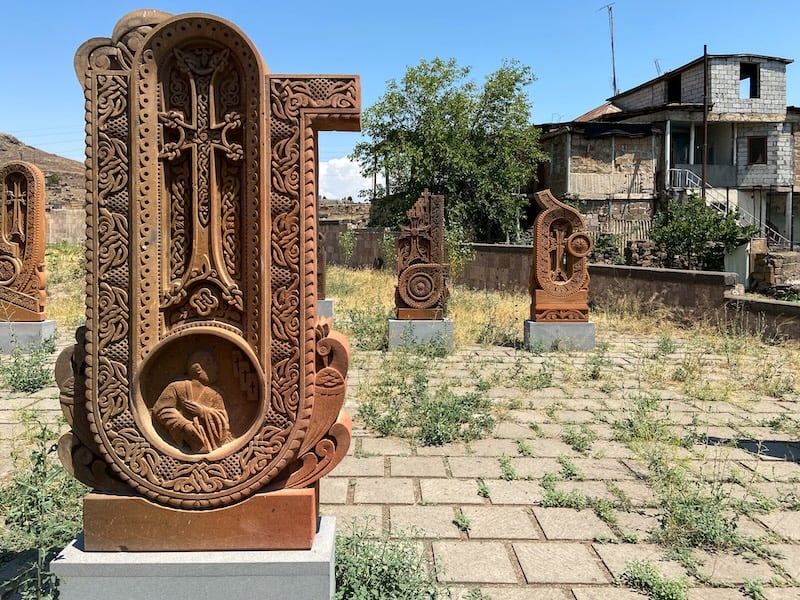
0,161 -> 56,351
51,10 -> 360,600
388,190 -> 452,349
525,189 -> 595,351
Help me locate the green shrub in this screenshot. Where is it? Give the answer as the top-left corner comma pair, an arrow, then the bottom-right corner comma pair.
1,337 -> 56,393
335,520 -> 446,599
0,414 -> 87,600
337,230 -> 356,265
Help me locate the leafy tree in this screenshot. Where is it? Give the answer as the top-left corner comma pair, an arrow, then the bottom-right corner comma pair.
353,57 -> 547,242
649,194 -> 758,270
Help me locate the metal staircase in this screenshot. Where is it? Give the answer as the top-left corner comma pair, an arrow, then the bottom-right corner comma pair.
667,169 -> 791,248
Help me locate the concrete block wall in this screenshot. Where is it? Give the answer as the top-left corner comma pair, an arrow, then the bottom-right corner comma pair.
615,82 -> 666,111
736,122 -> 794,186
711,58 -> 787,115
680,64 -> 705,103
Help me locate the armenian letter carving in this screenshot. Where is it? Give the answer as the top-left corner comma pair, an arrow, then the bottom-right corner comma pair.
56,9 -> 359,550
529,189 -> 592,322
0,161 -> 46,322
395,190 -> 449,319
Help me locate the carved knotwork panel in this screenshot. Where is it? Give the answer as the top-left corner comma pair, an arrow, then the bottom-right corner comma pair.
0,161 -> 46,321
395,190 -> 449,318
63,10 -> 359,510
529,189 -> 592,322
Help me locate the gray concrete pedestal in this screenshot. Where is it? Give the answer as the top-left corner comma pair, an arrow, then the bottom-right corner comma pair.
524,320 -> 595,351
0,320 -> 56,353
317,298 -> 334,319
388,318 -> 454,350
50,516 -> 337,600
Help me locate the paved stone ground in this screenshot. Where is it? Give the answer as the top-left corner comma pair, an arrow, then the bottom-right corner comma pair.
2,330 -> 799,599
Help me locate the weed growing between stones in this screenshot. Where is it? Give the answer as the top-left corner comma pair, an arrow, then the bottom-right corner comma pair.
476,479 -> 490,499
344,301 -> 391,350
620,560 -> 689,600
561,424 -> 596,453
357,349 -> 495,445
0,413 -> 87,600
0,336 -> 56,393
334,519 -> 448,600
452,511 -> 471,533
498,456 -> 518,481
742,578 -> 765,599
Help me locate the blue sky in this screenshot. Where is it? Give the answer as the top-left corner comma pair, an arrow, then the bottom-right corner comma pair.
2,0 -> 800,199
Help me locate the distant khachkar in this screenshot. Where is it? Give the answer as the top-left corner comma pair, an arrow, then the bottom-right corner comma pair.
529,189 -> 592,322
55,9 -> 360,550
395,190 -> 449,319
0,161 -> 46,322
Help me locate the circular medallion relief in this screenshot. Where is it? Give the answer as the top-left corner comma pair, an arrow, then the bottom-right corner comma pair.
137,330 -> 263,461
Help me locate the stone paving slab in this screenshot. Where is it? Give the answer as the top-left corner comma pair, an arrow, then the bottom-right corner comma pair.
433,540 -> 519,584
389,505 -> 460,539
513,542 -> 610,584
533,507 -> 615,540
591,543 -> 688,580
452,587 -> 572,600
390,456 -> 448,477
352,477 -> 416,504
755,510 -> 800,541
460,506 -> 539,540
571,588 -> 644,600
692,549 -> 784,585
419,478 -> 487,505
687,589 -> 750,599
481,479 -> 543,505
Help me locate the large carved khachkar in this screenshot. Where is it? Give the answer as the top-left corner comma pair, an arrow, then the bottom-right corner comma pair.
0,161 -> 46,321
55,9 -> 359,551
395,190 -> 449,319
529,189 -> 592,322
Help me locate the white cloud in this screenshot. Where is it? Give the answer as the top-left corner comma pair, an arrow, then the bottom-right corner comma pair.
319,156 -> 372,201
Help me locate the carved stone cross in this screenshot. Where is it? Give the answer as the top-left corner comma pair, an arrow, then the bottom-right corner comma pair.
159,47 -> 244,312
59,9 -> 360,551
4,177 -> 27,244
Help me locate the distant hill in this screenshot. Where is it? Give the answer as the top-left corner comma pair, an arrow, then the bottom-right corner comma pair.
0,133 -> 84,208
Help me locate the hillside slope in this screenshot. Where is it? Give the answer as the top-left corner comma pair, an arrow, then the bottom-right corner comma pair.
0,133 -> 84,207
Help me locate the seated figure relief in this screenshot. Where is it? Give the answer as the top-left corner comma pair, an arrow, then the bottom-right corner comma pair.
152,350 -> 231,453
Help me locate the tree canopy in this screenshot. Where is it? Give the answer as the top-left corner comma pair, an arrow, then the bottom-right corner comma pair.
650,194 -> 758,271
352,57 -> 547,242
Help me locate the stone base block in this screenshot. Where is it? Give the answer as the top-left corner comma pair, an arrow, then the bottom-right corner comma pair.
524,320 -> 595,351
50,516 -> 336,600
318,298 -> 334,319
83,487 -> 318,551
388,318 -> 453,350
0,320 -> 56,353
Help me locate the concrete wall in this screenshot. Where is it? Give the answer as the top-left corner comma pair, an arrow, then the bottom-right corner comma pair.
46,208 -> 84,245
453,244 -> 800,339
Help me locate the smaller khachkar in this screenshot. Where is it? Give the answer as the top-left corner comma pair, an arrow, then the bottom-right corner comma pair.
529,189 -> 592,322
0,161 -> 46,322
395,190 -> 449,319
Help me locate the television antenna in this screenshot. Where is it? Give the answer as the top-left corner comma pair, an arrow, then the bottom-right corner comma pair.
600,3 -> 619,95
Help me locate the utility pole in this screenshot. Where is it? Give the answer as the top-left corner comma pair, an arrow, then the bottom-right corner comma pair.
600,3 -> 619,96
702,44 -> 708,200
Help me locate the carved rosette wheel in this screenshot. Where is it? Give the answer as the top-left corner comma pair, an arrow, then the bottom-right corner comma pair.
398,264 -> 444,309
0,256 -> 20,285
567,232 -> 593,259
